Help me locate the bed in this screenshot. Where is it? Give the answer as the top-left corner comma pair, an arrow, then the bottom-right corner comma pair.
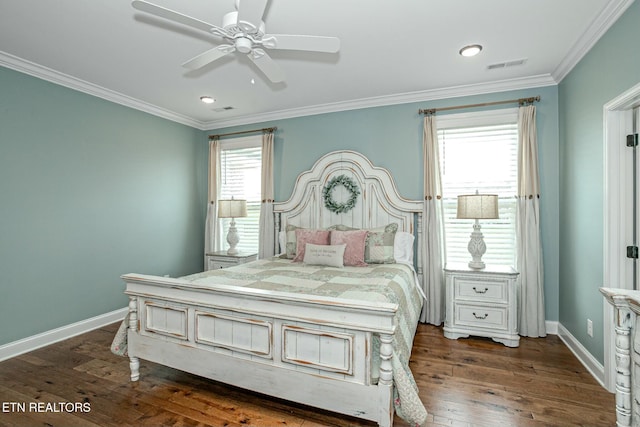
119,150 -> 427,426
601,287 -> 640,426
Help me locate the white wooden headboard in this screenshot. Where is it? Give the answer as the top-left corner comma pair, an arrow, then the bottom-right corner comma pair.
273,150 -> 423,259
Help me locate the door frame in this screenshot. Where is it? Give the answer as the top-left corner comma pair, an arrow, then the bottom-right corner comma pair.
603,82 -> 640,391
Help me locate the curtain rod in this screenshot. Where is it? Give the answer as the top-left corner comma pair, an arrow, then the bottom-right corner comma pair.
418,96 -> 540,115
208,126 -> 277,140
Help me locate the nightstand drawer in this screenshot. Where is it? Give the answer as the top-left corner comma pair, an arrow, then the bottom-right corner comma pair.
455,278 -> 508,303
208,259 -> 235,270
205,252 -> 257,271
455,304 -> 508,331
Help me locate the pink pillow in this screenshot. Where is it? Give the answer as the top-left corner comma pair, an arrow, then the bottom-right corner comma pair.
293,229 -> 330,262
330,230 -> 368,266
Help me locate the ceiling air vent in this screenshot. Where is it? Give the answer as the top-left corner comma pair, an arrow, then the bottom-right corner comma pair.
487,58 -> 527,70
213,106 -> 235,112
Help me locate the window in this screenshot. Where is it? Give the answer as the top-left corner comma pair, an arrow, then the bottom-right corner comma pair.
218,136 -> 261,253
437,109 -> 518,267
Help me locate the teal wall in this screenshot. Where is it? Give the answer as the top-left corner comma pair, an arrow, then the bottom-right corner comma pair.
208,85 -> 560,323
0,67 -> 207,346
559,0 -> 640,363
10,1 -> 638,367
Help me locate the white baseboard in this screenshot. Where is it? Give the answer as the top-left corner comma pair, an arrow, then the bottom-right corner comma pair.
557,322 -> 607,390
0,307 -> 128,362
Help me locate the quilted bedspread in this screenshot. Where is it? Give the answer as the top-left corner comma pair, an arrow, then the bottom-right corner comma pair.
182,258 -> 427,426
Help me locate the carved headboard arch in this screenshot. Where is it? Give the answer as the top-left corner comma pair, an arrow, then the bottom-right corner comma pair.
273,150 -> 424,262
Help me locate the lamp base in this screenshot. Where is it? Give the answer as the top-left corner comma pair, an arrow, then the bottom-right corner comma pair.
226,219 -> 240,255
468,260 -> 486,270
467,219 -> 487,270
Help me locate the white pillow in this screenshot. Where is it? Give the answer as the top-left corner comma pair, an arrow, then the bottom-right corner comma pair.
394,231 -> 415,264
303,243 -> 346,268
278,231 -> 286,255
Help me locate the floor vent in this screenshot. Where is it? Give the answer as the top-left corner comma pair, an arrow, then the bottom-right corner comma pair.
487,58 -> 527,70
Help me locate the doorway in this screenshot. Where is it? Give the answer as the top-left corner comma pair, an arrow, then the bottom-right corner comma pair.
603,83 -> 640,392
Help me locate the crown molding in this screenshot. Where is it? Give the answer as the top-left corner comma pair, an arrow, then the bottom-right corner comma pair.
1,1 -> 631,132
552,0 -> 635,83
0,51 -> 203,129
202,74 -> 558,130
1,49 -> 557,131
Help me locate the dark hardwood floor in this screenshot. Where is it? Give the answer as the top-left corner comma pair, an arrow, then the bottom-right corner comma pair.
0,323 -> 615,427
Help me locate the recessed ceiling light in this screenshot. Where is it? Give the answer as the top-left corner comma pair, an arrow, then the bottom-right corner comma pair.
200,96 -> 215,104
459,44 -> 483,57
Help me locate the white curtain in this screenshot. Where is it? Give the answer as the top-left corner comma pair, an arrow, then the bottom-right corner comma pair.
204,138 -> 221,262
258,130 -> 275,259
421,115 -> 446,324
516,105 -> 546,337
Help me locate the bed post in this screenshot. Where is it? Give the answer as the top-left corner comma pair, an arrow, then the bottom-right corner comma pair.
274,212 -> 281,255
612,303 -> 632,426
378,333 -> 394,427
128,296 -> 140,382
416,212 -> 424,285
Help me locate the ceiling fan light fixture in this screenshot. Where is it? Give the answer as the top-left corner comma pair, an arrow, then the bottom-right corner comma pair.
200,96 -> 215,104
459,44 -> 483,57
236,37 -> 253,54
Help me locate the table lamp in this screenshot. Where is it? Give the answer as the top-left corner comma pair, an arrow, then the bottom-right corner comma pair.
217,198 -> 247,255
456,192 -> 499,269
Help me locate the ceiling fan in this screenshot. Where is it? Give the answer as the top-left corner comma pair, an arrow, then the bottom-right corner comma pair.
132,0 -> 340,83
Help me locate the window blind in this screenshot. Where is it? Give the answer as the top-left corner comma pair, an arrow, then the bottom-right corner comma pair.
219,145 -> 262,253
438,119 -> 518,267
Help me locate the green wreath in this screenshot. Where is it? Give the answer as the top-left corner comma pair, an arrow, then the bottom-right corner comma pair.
322,175 -> 360,214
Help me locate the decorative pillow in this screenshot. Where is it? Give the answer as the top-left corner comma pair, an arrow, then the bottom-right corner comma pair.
394,231 -> 415,264
330,230 -> 368,266
303,243 -> 346,268
285,224 -> 303,259
365,223 -> 398,264
293,229 -> 331,262
327,224 -> 358,231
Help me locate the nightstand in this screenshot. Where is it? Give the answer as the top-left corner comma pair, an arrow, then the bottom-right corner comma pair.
205,251 -> 257,271
444,263 -> 520,347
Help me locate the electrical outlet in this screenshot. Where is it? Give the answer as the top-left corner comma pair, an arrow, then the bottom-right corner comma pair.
587,319 -> 593,337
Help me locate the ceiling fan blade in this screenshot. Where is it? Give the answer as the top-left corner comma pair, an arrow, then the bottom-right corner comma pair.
264,34 -> 340,53
182,45 -> 236,70
132,0 -> 227,36
248,49 -> 285,83
236,0 -> 268,34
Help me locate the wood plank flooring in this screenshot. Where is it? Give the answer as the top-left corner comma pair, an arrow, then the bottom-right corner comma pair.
0,323 -> 615,427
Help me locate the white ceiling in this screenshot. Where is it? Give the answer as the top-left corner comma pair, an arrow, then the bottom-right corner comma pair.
0,0 -> 633,130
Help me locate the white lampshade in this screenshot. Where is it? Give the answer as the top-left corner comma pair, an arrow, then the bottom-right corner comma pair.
457,194 -> 499,220
217,199 -> 247,218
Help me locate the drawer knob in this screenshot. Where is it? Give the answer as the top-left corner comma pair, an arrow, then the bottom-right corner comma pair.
473,286 -> 489,294
472,312 -> 488,320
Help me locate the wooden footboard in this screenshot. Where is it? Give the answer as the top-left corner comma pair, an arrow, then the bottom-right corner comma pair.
123,273 -> 398,427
